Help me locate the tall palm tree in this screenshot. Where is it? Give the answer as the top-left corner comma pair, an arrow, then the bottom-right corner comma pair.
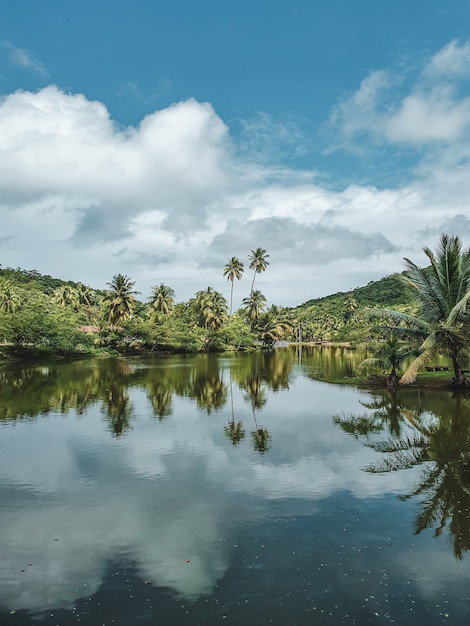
148,283 -> 175,316
248,248 -> 269,294
102,274 -> 139,325
223,257 -> 244,317
364,234 -> 470,385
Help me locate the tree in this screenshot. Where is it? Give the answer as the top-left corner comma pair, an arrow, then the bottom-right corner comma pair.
223,257 -> 244,317
148,283 -> 175,316
255,305 -> 289,348
359,335 -> 417,389
102,274 -> 139,325
53,284 -> 78,309
248,248 -> 269,294
0,279 -> 20,313
242,290 -> 267,328
364,234 -> 470,386
76,283 -> 96,307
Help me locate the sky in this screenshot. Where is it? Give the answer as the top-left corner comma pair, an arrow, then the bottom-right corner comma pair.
1,0 -> 470,307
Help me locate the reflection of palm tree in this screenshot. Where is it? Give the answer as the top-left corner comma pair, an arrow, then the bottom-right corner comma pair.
149,387 -> 173,420
224,368 -> 245,445
224,419 -> 245,445
339,393 -> 470,560
251,412 -> 271,454
223,257 -> 244,318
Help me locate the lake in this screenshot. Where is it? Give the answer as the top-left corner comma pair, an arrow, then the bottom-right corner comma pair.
1,347 -> 469,625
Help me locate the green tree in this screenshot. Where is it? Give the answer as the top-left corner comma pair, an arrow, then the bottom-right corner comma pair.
148,283 -> 175,316
242,289 -> 267,328
53,284 -> 79,309
359,335 -> 417,388
248,247 -> 269,294
364,234 -> 470,385
0,279 -> 20,313
102,274 -> 139,325
223,257 -> 244,317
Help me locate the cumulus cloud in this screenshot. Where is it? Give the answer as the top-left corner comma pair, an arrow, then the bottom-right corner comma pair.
0,44 -> 470,305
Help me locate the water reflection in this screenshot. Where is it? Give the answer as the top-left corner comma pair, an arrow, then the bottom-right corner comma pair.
336,388 -> 470,560
2,349 -> 470,624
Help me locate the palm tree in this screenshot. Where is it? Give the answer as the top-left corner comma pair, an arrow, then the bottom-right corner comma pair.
148,283 -> 175,316
194,287 -> 228,332
359,335 -> 417,388
364,234 -> 470,385
242,290 -> 267,328
53,284 -> 79,309
76,283 -> 95,307
102,274 -> 139,325
248,248 -> 269,294
0,280 -> 20,313
255,306 -> 289,348
223,257 -> 244,317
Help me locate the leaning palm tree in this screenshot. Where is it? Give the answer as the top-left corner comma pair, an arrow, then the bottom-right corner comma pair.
248,248 -> 269,294
148,283 -> 175,316
223,257 -> 244,317
364,234 -> 470,385
102,274 -> 139,325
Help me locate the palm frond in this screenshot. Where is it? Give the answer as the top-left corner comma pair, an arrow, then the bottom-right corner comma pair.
399,348 -> 435,384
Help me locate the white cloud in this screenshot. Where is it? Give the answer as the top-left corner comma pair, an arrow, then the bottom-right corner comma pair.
1,45 -> 470,306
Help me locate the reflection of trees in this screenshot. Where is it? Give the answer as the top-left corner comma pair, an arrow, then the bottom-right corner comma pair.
101,382 -> 132,436
335,390 -> 470,560
335,390 -> 407,439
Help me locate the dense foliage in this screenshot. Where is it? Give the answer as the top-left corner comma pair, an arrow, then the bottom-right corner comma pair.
0,252 -> 422,358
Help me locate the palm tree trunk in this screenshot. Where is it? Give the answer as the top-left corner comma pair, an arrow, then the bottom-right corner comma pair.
450,351 -> 465,386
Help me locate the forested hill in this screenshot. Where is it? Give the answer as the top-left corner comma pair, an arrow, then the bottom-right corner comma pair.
297,273 -> 416,311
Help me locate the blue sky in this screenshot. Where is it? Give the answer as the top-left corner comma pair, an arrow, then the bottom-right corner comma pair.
1,0 -> 470,305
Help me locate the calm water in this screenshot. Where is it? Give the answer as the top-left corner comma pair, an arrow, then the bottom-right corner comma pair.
1,347 -> 470,625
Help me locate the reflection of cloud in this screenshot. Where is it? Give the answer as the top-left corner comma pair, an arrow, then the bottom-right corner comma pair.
0,376 -> 424,614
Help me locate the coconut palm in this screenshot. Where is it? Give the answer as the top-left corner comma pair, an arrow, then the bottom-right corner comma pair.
194,287 -> 228,331
0,280 -> 20,313
359,335 -> 417,389
242,290 -> 267,328
364,234 -> 470,385
76,283 -> 96,307
53,284 -> 79,309
255,306 -> 289,348
248,247 -> 269,294
102,274 -> 139,325
148,283 -> 175,316
223,257 -> 244,317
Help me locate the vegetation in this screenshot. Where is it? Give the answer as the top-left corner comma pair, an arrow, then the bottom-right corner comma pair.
1,234 -> 468,383
363,234 -> 470,386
